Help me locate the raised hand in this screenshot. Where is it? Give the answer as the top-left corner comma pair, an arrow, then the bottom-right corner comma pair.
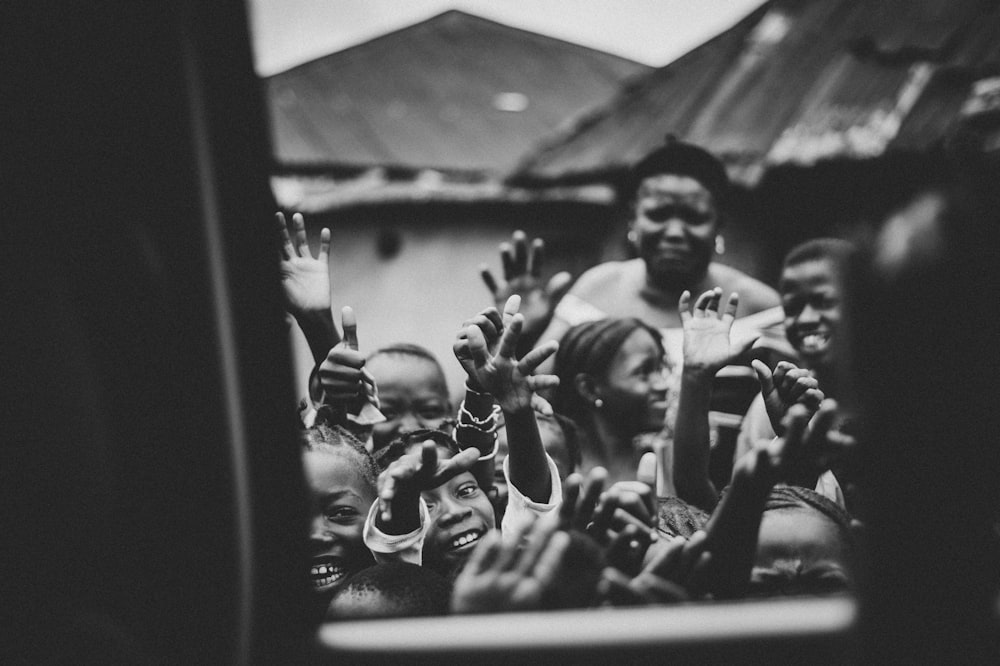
463,308 -> 559,412
679,288 -> 758,375
751,360 -> 824,435
451,513 -> 570,614
598,531 -> 711,606
276,211 -> 331,316
315,307 -> 378,413
480,230 -> 573,341
452,295 -> 521,391
376,441 -> 480,527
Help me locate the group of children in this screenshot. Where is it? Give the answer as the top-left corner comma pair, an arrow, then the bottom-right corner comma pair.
279,139 -> 876,622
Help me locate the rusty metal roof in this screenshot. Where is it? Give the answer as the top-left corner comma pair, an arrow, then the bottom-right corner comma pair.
515,0 -> 1000,186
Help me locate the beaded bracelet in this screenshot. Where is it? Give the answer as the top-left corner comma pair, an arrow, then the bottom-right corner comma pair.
458,400 -> 502,428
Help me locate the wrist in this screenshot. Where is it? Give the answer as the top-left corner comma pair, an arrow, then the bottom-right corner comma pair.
682,364 -> 718,381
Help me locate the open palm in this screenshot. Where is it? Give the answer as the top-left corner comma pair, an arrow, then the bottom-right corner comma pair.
277,211 -> 331,314
680,288 -> 754,374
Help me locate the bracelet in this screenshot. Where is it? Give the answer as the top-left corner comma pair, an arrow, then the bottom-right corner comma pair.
458,401 -> 501,428
464,383 -> 491,398
455,419 -> 501,436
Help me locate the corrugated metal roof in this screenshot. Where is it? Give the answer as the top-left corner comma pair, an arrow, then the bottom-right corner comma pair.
264,10 -> 650,175
515,0 -> 1000,186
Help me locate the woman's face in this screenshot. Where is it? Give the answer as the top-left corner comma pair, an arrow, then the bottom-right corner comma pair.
748,508 -> 852,597
594,328 -> 670,433
304,448 -> 377,597
414,443 -> 496,576
367,354 -> 452,450
631,174 -> 720,284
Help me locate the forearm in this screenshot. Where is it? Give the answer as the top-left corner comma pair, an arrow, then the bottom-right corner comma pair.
374,490 -> 422,536
294,309 -> 339,366
673,369 -> 719,512
502,405 -> 552,504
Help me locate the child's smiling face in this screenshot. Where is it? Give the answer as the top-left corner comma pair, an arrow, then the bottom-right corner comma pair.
367,354 -> 452,450
304,448 -> 377,596
413,443 -> 496,576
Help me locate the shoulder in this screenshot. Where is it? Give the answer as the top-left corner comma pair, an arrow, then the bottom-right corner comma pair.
571,259 -> 641,298
708,263 -> 780,313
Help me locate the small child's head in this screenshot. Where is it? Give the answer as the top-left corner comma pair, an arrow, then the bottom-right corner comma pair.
366,344 -> 452,451
325,562 -> 452,620
375,430 -> 496,579
749,485 -> 856,598
302,423 -> 379,598
779,239 -> 855,372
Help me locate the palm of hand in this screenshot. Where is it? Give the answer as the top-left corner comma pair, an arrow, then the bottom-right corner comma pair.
683,318 -> 736,371
471,356 -> 532,408
280,257 -> 330,313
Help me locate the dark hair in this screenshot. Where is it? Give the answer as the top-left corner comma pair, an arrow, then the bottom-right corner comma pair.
326,562 -> 451,620
620,135 -> 731,209
373,428 -> 462,471
552,317 -> 664,424
368,342 -> 443,368
301,422 -> 379,491
765,484 -> 854,547
543,411 -> 583,470
782,238 -> 856,273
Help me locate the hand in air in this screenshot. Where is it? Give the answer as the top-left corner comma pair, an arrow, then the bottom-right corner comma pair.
453,295 -> 521,391
315,307 -> 378,412
751,360 -> 824,435
450,512 -> 570,614
480,230 -> 572,338
377,441 -> 480,524
679,288 -> 758,375
276,211 -> 332,316
462,300 -> 560,412
598,530 -> 712,606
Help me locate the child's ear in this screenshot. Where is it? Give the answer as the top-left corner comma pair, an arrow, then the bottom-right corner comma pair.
574,373 -> 600,404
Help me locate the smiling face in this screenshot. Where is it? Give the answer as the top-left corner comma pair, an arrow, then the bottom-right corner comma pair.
595,328 -> 669,434
304,448 -> 377,596
748,508 -> 852,598
780,258 -> 843,370
631,174 -> 720,285
367,353 -> 452,451
413,442 -> 496,576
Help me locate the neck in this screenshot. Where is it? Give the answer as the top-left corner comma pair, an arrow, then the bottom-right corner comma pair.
643,264 -> 710,304
583,413 -> 640,480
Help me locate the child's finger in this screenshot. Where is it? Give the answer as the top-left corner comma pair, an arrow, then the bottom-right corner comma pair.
751,359 -> 774,395
546,271 -> 573,302
559,474 -> 582,527
497,314 -> 523,360
482,308 -> 504,339
480,265 -> 500,296
466,325 -> 491,369
512,230 -> 528,276
646,536 -> 687,579
514,512 -> 560,576
678,290 -> 692,323
318,227 -> 331,262
772,361 -> 797,386
527,375 -> 560,392
575,467 -> 607,530
636,452 -> 657,490
531,529 -> 569,588
500,242 -> 516,280
501,294 -> 521,326
531,393 -> 554,416
692,289 -> 717,317
721,291 -> 740,323
276,212 -> 295,260
341,307 -> 358,351
528,237 -> 545,278
293,212 -> 309,257
598,568 -> 645,607
432,447 -> 481,487
518,340 -> 558,374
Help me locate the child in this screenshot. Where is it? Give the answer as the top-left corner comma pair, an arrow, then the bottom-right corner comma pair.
302,423 -> 379,606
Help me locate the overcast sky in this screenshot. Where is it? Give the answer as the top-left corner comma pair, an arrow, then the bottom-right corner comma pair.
248,0 -> 767,76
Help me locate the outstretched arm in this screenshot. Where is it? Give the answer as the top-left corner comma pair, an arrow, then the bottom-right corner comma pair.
673,289 -> 757,512
276,211 -> 339,364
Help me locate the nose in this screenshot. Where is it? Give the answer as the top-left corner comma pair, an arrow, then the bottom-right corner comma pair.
650,366 -> 670,394
663,217 -> 686,239
798,303 -> 821,325
436,497 -> 472,528
396,411 -> 422,434
310,515 -> 333,544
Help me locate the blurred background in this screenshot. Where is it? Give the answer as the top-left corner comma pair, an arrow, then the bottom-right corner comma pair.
247,0 -> 1000,400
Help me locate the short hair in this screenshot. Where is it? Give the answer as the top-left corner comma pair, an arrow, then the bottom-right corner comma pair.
373,428 -> 462,471
368,342 -> 442,367
301,422 -> 379,492
764,484 -> 855,555
782,238 -> 856,272
326,562 -> 451,620
552,317 -> 664,424
620,135 -> 731,209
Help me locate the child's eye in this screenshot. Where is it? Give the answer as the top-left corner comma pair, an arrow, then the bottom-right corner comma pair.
456,483 -> 480,499
419,404 -> 448,420
325,506 -> 359,522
